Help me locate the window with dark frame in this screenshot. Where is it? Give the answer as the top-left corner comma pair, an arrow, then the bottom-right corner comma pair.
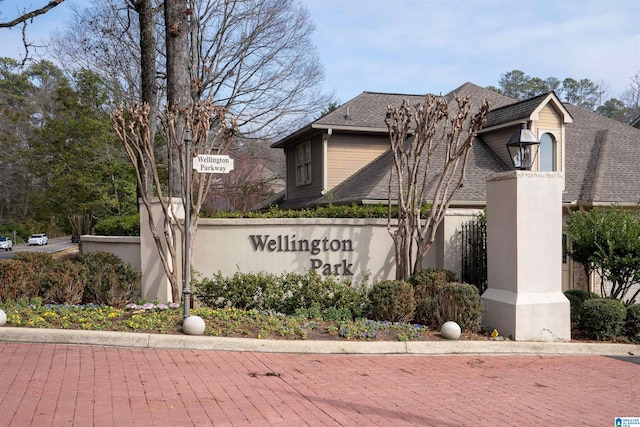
296,141 -> 312,185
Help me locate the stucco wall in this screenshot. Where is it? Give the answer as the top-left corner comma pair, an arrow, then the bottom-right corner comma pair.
192,218 -> 396,283
80,236 -> 141,270
83,204 -> 480,302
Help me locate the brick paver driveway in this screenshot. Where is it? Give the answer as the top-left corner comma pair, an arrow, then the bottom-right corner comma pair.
1,343 -> 638,426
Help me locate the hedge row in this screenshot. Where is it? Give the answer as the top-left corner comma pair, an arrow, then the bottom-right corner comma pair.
193,268 -> 482,332
564,289 -> 639,341
0,252 -> 140,308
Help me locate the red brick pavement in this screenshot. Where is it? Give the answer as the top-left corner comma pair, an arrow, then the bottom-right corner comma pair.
0,342 -> 638,426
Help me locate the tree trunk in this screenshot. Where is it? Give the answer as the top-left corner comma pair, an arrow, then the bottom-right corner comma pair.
164,0 -> 191,303
135,0 -> 158,198
165,0 -> 191,198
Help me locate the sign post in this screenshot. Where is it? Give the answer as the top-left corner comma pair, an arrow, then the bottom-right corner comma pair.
183,150 -> 234,320
183,131 -> 192,319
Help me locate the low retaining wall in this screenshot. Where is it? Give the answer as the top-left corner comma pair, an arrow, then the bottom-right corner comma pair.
80,236 -> 141,271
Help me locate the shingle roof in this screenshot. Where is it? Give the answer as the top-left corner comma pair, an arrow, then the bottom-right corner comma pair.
564,105 -> 640,204
274,82 -> 640,208
314,92 -> 427,129
283,83 -> 515,207
483,92 -> 551,128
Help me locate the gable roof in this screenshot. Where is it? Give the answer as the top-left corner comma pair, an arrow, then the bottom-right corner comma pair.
272,82 -> 515,148
273,82 -> 640,209
482,91 -> 572,130
272,92 -> 426,148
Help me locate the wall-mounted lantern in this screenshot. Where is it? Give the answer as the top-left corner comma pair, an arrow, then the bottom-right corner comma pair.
506,123 -> 540,170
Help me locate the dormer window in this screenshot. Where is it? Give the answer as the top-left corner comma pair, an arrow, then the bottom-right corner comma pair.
539,133 -> 557,171
296,141 -> 312,185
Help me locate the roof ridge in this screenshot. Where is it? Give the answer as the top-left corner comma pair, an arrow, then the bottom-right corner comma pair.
487,91 -> 552,112
590,129 -> 609,202
361,91 -> 430,97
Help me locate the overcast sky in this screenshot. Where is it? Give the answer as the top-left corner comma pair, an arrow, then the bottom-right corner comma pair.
1,0 -> 639,104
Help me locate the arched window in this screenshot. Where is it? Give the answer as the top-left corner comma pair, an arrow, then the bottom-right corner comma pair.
539,133 -> 556,171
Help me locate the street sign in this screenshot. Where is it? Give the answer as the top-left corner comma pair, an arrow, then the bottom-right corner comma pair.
192,154 -> 234,174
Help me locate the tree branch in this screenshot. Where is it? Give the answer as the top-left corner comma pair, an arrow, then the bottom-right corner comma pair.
0,0 -> 65,28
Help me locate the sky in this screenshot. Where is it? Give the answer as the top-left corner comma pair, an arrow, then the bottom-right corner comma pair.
1,0 -> 639,104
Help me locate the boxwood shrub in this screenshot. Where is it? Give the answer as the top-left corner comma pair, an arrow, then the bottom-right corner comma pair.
564,289 -> 599,323
366,280 -> 415,323
579,298 -> 626,340
624,304 -> 640,340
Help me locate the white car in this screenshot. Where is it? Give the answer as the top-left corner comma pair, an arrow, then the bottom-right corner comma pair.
0,236 -> 12,251
27,233 -> 48,246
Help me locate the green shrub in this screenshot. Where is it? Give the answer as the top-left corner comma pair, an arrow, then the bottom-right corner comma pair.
409,268 -> 457,295
579,298 -> 626,340
93,214 -> 140,236
414,296 -> 437,327
1,251 -> 139,306
7,252 -> 87,305
564,289 -> 599,323
367,280 -> 415,323
207,203 -> 400,219
431,282 -> 482,332
192,270 -> 368,318
321,307 -> 353,321
78,252 -> 140,308
409,268 -> 458,326
194,271 -> 270,311
624,304 -> 640,339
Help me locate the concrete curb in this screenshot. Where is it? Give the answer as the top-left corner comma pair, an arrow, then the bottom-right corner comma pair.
1,327 -> 639,356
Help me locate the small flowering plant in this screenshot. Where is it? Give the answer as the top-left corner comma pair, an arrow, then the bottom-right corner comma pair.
125,302 -> 181,310
0,298 -> 434,341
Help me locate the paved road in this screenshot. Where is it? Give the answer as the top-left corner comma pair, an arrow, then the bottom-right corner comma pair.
0,237 -> 76,260
1,342 -> 638,426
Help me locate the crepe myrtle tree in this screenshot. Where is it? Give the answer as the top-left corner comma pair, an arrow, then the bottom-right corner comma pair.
112,101 -> 237,303
385,94 -> 490,281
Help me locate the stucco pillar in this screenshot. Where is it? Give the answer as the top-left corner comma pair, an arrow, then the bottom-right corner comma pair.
139,198 -> 184,303
482,171 -> 570,341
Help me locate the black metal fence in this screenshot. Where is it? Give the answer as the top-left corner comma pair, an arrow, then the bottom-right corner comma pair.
461,219 -> 487,294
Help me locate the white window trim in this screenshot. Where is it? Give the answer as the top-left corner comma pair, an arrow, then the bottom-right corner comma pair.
536,128 -> 561,173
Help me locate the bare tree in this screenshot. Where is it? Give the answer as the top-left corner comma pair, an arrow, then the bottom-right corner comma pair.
621,71 -> 640,123
104,0 -> 325,302
0,0 -> 66,64
385,94 -> 490,281
54,0 -> 329,140
112,101 -> 237,303
0,1 -> 65,28
204,143 -> 282,213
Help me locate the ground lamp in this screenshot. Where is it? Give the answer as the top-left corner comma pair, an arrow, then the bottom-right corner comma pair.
506,123 -> 540,170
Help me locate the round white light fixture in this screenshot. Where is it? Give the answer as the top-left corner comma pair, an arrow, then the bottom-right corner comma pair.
440,321 -> 461,340
182,315 -> 206,335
